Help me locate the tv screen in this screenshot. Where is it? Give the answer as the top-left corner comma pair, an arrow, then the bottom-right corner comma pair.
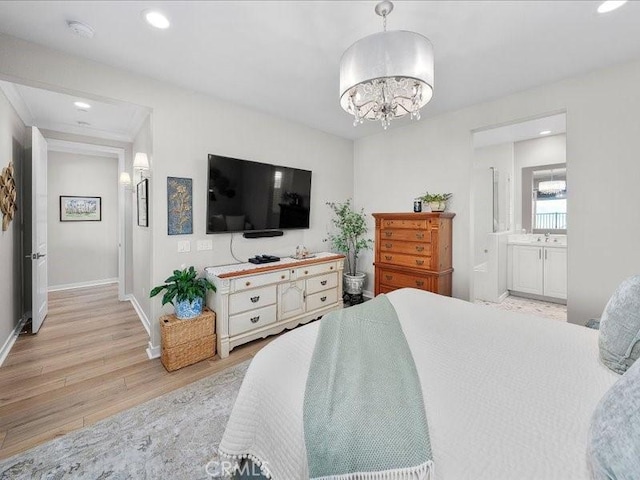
206,154 -> 312,234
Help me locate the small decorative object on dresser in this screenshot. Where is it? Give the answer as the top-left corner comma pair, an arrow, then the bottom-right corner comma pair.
419,192 -> 452,212
160,308 -> 216,371
206,253 -> 345,358
325,200 -> 373,304
150,266 -> 216,319
373,212 -> 454,296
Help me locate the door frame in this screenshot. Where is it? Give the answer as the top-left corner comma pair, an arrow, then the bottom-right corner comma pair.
46,139 -> 127,301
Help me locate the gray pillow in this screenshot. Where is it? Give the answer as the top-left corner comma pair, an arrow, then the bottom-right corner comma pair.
588,358 -> 640,479
599,275 -> 640,374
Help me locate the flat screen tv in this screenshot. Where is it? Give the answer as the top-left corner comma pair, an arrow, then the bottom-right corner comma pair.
207,154 -> 312,234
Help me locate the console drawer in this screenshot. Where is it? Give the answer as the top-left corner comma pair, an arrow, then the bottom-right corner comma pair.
306,272 -> 338,295
229,304 -> 277,336
229,285 -> 276,315
307,288 -> 338,312
293,261 -> 338,279
232,270 -> 290,292
378,252 -> 433,270
380,229 -> 431,242
379,240 -> 432,257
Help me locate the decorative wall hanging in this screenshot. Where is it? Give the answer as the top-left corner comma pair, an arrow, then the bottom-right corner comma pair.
137,178 -> 149,227
60,196 -> 102,222
167,177 -> 193,235
0,162 -> 18,231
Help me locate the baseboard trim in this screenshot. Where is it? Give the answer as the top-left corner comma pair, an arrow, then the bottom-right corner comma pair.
0,317 -> 27,367
127,294 -> 150,336
363,289 -> 374,299
497,291 -> 509,303
48,278 -> 118,292
146,341 -> 161,359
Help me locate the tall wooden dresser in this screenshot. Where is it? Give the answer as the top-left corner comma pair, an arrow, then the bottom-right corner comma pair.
373,212 -> 455,296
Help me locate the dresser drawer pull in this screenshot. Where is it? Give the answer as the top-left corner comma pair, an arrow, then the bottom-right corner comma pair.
385,231 -> 393,237
416,246 -> 424,252
320,296 -> 327,302
281,275 -> 286,279
385,255 -> 392,261
385,274 -> 393,281
250,316 -> 260,324
416,260 -> 424,266
385,243 -> 392,248
304,270 -> 309,275
416,233 -> 424,240
245,281 -> 251,287
416,280 -> 424,287
320,280 -> 327,286
250,296 -> 260,303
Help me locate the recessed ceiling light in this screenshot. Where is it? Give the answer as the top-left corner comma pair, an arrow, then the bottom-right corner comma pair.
144,10 -> 170,29
539,130 -> 552,135
74,101 -> 91,110
67,20 -> 95,38
77,121 -> 91,126
597,1 -> 628,14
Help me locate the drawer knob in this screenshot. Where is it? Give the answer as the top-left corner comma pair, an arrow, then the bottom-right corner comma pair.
320,280 -> 327,286
385,243 -> 392,248
385,274 -> 392,280
416,280 -> 424,287
250,296 -> 260,303
416,233 -> 424,240
416,259 -> 424,266
304,270 -> 309,275
281,275 -> 285,279
416,246 -> 424,252
245,281 -> 251,287
250,316 -> 260,323
385,232 -> 393,237
385,255 -> 392,261
320,296 -> 327,302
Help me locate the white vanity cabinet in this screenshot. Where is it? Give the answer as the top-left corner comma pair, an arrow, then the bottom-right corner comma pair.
206,253 -> 344,358
508,244 -> 567,301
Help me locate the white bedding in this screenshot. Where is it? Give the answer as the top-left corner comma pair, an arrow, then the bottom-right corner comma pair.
219,288 -> 619,479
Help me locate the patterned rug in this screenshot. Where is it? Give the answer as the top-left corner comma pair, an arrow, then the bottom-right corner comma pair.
0,361 -> 250,480
475,295 -> 567,322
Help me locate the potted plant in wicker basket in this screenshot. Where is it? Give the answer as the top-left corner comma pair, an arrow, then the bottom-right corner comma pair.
326,200 -> 373,302
420,192 -> 452,212
150,266 -> 216,319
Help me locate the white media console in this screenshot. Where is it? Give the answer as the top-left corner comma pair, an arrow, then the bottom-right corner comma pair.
205,252 -> 345,358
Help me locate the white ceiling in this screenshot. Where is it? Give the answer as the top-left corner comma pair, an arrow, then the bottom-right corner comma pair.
0,81 -> 149,142
473,113 -> 567,148
0,1 -> 639,140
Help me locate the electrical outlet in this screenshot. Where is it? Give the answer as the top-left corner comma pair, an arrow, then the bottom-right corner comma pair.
177,240 -> 191,253
197,239 -> 213,251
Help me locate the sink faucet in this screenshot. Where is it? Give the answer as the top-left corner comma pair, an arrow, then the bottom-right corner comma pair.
545,233 -> 550,242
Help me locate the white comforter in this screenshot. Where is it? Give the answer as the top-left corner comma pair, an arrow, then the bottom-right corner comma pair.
219,288 -> 619,479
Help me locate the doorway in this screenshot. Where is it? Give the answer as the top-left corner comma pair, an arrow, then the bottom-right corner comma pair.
470,112 -> 568,321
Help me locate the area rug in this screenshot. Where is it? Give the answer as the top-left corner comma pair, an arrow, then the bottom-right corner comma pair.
0,360 -> 250,480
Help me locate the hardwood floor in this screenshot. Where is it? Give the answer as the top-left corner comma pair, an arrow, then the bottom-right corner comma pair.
0,284 -> 273,460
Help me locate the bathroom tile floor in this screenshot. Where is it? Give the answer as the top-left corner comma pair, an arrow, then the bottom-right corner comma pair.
475,295 -> 567,322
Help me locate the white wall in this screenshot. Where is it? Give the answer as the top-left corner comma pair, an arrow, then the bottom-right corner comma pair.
355,61 -> 640,324
47,151 -> 118,288
0,35 -> 354,349
513,134 -> 566,232
0,87 -> 25,359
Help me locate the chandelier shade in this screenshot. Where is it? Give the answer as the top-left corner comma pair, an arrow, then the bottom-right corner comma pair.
538,180 -> 566,195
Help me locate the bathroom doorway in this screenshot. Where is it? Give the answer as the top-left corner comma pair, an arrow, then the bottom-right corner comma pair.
471,113 -> 568,321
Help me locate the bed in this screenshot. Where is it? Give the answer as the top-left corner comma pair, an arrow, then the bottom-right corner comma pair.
219,288 -> 620,479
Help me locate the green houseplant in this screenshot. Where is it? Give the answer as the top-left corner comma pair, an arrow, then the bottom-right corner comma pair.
420,192 -> 452,212
326,200 -> 373,298
150,266 -> 216,319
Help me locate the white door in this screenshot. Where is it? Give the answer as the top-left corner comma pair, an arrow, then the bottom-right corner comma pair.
31,127 -> 48,333
277,280 -> 305,320
543,247 -> 568,300
511,245 -> 544,295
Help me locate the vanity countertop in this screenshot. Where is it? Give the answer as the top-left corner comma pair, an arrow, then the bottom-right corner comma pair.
508,234 -> 567,247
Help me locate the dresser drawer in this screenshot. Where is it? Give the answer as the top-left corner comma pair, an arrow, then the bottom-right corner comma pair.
380,229 -> 431,242
306,272 -> 338,295
229,304 -> 277,336
379,252 -> 433,270
307,288 -> 339,312
381,218 -> 427,230
232,270 -> 290,292
379,240 -> 432,257
293,261 -> 337,279
229,285 -> 277,315
378,269 -> 433,291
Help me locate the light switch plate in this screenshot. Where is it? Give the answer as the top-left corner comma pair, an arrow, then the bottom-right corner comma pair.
177,240 -> 191,253
197,239 -> 213,251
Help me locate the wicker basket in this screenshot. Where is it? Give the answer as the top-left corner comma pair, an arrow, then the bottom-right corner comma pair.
160,308 -> 216,371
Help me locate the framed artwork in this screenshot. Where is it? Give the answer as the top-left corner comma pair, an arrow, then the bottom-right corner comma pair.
137,178 -> 149,227
167,177 -> 193,235
60,195 -> 101,222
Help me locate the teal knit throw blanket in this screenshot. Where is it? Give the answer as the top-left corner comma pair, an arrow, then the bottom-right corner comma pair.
303,294 -> 433,480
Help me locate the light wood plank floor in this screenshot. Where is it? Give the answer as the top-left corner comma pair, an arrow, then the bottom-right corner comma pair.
0,284 -> 273,460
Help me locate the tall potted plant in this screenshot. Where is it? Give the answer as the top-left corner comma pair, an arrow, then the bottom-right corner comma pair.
150,266 -> 216,319
326,200 -> 373,298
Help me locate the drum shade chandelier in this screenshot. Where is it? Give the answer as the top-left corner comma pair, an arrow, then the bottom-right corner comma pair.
339,1 -> 434,130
